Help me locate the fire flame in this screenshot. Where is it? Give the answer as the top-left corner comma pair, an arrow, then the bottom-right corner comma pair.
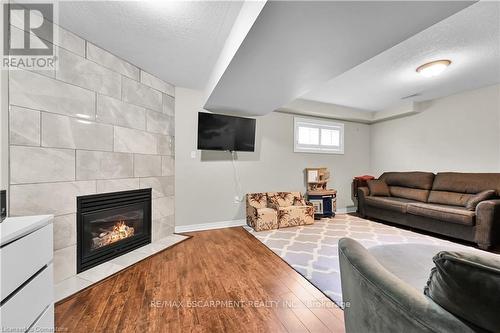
92,220 -> 135,250
110,220 -> 135,243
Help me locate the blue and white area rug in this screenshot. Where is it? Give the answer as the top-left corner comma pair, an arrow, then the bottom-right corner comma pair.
244,214 -> 480,307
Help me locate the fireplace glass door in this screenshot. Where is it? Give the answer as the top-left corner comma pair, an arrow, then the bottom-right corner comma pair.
83,203 -> 145,257
77,189 -> 152,273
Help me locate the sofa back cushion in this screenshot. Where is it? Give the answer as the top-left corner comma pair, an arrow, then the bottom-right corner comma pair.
389,186 -> 430,202
379,172 -> 435,190
247,193 -> 268,209
424,251 -> 500,332
432,172 -> 500,196
367,180 -> 391,197
428,191 -> 474,207
267,192 -> 303,207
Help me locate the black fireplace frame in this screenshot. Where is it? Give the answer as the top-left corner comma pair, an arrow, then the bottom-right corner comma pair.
77,189 -> 152,273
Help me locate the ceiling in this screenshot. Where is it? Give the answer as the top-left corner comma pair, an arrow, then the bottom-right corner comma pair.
302,1 -> 500,112
204,1 -> 474,116
58,1 -> 244,88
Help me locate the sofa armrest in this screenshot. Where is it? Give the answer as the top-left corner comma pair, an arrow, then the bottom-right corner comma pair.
245,204 -> 258,228
358,187 -> 370,197
475,199 -> 500,249
338,238 -> 475,333
357,187 -> 370,217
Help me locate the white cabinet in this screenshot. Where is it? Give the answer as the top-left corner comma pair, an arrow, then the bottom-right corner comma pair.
0,215 -> 54,333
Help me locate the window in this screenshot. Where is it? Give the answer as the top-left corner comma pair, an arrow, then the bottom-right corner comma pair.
294,117 -> 344,154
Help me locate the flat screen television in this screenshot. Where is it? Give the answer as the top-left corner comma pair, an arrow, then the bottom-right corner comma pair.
197,112 -> 256,152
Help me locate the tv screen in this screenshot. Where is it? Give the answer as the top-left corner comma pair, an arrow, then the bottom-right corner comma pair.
197,112 -> 256,152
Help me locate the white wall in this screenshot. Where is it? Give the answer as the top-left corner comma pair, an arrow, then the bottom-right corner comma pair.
175,88 -> 371,227
370,84 -> 500,175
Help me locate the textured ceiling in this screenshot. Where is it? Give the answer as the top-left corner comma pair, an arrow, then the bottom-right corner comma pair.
58,1 -> 243,88
204,1 -> 473,116
302,1 -> 500,112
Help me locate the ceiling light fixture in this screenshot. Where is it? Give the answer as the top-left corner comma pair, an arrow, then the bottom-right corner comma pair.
416,59 -> 451,78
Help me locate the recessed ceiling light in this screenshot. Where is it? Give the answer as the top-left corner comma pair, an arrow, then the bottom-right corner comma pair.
416,59 -> 451,78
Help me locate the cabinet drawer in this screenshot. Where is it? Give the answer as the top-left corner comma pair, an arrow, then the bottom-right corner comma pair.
0,224 -> 53,301
29,304 -> 54,333
0,264 -> 53,331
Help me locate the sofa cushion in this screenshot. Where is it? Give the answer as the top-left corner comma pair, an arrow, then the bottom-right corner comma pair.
432,172 -> 500,196
292,193 -> 307,206
367,180 -> 390,197
465,190 -> 496,211
253,208 -> 278,231
389,186 -> 430,202
428,191 -> 473,207
407,203 -> 475,226
247,193 -> 268,209
277,206 -> 314,228
267,192 -> 300,207
424,251 -> 500,332
379,172 -> 435,190
365,197 -> 415,214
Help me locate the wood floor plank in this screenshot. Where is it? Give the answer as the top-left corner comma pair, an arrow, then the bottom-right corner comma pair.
55,227 -> 345,333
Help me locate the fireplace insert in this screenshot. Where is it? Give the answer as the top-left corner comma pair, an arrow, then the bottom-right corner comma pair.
77,189 -> 152,273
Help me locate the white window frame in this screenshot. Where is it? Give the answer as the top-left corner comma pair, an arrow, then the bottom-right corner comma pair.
294,116 -> 344,154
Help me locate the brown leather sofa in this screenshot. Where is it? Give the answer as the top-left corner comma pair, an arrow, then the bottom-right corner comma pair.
358,172 -> 500,249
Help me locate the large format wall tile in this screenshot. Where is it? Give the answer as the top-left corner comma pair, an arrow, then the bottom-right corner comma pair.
157,135 -> 174,156
9,70 -> 95,119
10,11 -> 85,57
54,245 -> 76,284
9,106 -> 40,146
8,19 -> 176,285
76,150 -> 134,180
162,156 -> 175,176
146,110 -> 173,135
152,196 -> 175,220
140,70 -> 174,96
96,178 -> 140,193
152,215 -> 175,241
162,94 -> 175,116
96,95 -> 146,130
114,126 -> 157,154
54,26 -> 86,57
86,43 -> 140,80
8,25 -> 56,78
134,154 -> 162,177
53,214 -> 76,251
56,48 -> 121,99
122,76 -> 162,112
10,146 -> 75,184
42,113 -> 113,151
10,180 -> 96,216
140,176 -> 174,199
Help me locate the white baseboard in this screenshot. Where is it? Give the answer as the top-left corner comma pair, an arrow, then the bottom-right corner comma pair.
336,206 -> 357,214
175,219 -> 247,233
175,207 -> 357,233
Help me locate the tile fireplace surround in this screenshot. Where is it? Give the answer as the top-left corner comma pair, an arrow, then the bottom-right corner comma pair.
6,18 -> 176,289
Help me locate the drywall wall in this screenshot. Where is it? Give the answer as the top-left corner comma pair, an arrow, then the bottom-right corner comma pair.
175,88 -> 371,228
370,84 -> 500,176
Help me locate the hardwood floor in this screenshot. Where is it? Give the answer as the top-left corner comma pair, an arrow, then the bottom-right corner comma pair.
55,227 -> 345,333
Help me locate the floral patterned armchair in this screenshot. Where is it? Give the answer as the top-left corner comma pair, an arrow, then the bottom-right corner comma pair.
246,192 -> 314,231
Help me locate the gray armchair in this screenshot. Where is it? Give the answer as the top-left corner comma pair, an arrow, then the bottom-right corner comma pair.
338,238 -> 479,333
